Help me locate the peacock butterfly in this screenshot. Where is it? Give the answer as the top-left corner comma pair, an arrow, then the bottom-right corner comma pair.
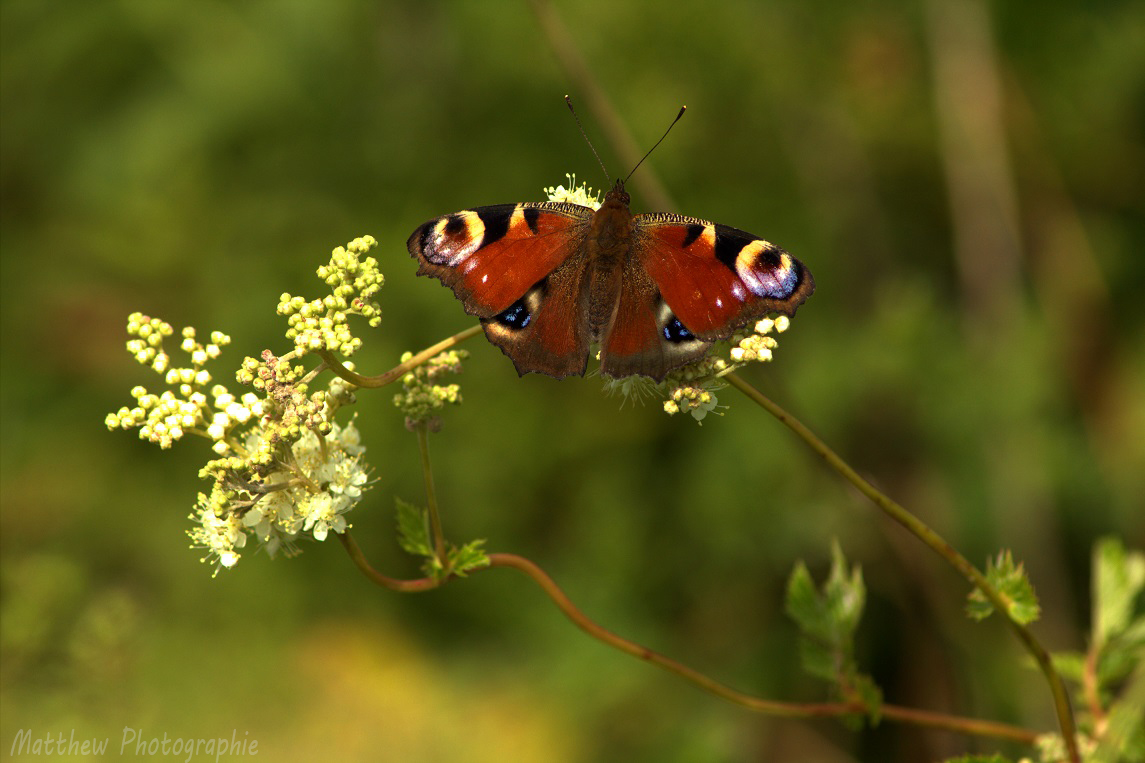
407,109 -> 814,381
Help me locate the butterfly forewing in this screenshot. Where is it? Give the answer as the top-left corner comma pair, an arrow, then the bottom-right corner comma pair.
408,203 -> 591,316
408,201 -> 597,378
635,215 -> 814,340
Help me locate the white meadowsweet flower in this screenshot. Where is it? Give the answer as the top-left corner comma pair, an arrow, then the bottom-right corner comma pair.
189,500 -> 249,576
194,419 -> 369,570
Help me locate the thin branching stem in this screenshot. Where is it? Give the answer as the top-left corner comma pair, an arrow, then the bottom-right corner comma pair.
415,423 -> 447,565
319,324 -> 483,389
724,370 -> 1078,759
335,532 -> 1037,743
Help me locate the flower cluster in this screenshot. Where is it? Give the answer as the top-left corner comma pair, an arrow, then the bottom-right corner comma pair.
392,349 -> 468,427
661,316 -> 793,421
663,384 -> 722,421
278,235 -> 383,358
108,306 -> 373,575
188,420 -> 369,573
544,174 -> 601,208
105,314 -> 243,449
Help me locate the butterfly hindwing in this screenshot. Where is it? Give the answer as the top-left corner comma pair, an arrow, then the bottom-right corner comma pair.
634,214 -> 814,340
408,201 -> 596,378
599,258 -> 712,379
481,256 -> 593,378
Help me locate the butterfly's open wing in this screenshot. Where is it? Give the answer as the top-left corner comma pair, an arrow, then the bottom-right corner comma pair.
635,214 -> 814,339
597,215 -> 814,381
598,259 -> 713,380
407,202 -> 595,378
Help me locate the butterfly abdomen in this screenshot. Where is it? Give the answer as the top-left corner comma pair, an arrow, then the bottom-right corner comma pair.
582,191 -> 637,336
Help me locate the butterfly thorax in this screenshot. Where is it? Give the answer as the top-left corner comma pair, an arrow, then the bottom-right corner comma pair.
584,182 -> 635,335
588,191 -> 634,263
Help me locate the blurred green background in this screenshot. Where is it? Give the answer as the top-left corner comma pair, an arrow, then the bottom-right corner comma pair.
2,1 -> 1142,761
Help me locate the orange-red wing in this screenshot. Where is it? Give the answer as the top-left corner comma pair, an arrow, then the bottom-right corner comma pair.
635,215 -> 814,339
408,202 -> 591,317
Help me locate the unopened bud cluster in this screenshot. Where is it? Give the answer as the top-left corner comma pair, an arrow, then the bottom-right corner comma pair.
106,314 -> 244,449
278,235 -> 383,358
393,349 -> 468,426
729,317 -> 787,364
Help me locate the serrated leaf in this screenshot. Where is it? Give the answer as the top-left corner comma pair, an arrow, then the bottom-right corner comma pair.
785,544 -> 867,643
448,539 -> 489,577
966,550 -> 1040,624
826,539 -> 866,636
1093,659 -> 1145,763
797,636 -> 838,681
965,589 -> 997,621
785,562 -> 828,637
1095,537 -> 1145,648
852,673 -> 884,725
1097,637 -> 1145,691
786,542 -> 874,702
395,497 -> 433,558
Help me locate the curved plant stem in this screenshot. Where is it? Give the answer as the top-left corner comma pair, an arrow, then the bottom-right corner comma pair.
485,553 -> 1042,741
335,532 -> 1037,743
724,371 -> 1079,760
337,532 -> 438,593
319,324 -> 483,389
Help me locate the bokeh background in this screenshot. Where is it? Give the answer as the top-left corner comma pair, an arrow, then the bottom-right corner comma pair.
2,1 -> 1142,761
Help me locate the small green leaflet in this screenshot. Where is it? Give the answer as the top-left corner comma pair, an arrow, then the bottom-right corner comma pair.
966,550 -> 1041,624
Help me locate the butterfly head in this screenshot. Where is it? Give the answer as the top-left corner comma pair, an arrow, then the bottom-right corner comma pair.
603,178 -> 630,208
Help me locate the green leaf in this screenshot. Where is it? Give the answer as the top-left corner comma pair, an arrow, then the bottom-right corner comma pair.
785,541 -> 866,644
852,673 -> 884,725
1093,659 -> 1145,763
395,497 -> 433,558
1094,537 -> 1145,648
825,540 -> 866,637
786,541 -> 880,715
965,550 -> 1041,624
941,755 -> 1012,763
785,562 -> 827,637
797,635 -> 839,682
448,539 -> 489,577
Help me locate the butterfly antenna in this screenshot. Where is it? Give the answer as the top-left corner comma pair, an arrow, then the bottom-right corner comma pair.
624,105 -> 686,184
565,95 -> 612,185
